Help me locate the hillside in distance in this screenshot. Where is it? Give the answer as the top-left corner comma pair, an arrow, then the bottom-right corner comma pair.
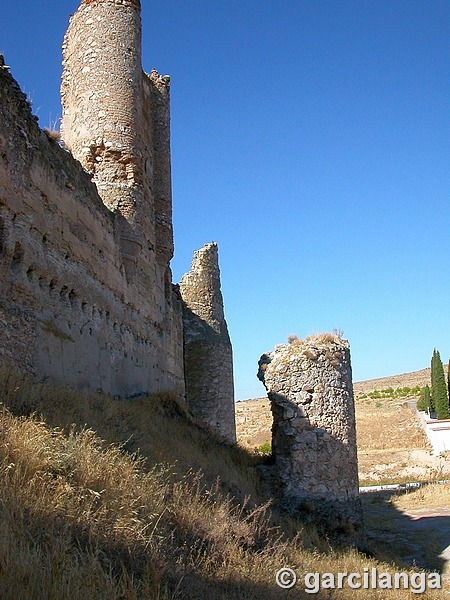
353,367 -> 445,395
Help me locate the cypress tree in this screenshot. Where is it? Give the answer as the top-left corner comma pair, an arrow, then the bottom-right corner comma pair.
429,352 -> 436,413
417,386 -> 431,412
431,349 -> 450,419
448,359 -> 450,405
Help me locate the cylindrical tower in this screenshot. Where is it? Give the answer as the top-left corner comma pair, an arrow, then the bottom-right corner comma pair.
61,0 -> 146,240
258,334 -> 364,538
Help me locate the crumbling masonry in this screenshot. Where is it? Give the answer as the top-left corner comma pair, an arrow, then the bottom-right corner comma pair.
179,243 -> 236,443
1,0 -> 362,516
258,335 -> 363,532
0,0 -> 235,442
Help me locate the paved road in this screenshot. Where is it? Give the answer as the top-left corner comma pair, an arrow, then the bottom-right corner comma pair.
360,479 -> 450,494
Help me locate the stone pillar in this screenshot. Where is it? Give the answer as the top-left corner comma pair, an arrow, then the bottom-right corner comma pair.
257,334 -> 363,535
60,0 -> 148,274
179,243 -> 236,443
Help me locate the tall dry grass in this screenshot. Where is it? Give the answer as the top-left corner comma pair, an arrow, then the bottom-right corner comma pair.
393,482 -> 450,510
0,368 -> 262,505
0,369 -> 447,598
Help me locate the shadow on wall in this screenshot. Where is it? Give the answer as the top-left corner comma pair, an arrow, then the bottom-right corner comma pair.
180,302 -> 236,444
260,391 -> 364,544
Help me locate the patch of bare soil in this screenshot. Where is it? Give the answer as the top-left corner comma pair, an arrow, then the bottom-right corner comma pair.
355,398 -> 450,484
235,398 -> 271,450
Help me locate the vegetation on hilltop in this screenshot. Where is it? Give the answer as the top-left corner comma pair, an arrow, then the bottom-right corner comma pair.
357,386 -> 425,400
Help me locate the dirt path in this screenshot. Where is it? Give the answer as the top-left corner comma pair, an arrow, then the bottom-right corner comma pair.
363,493 -> 450,586
398,507 -> 450,581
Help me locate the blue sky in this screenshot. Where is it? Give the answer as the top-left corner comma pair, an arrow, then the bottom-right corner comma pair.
1,1 -> 449,399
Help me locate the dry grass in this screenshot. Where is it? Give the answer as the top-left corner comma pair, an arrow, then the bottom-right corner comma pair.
0,368 -> 261,505
304,331 -> 345,345
0,409 -> 167,598
43,128 -> 62,143
0,369 -> 447,598
288,331 -> 346,348
356,400 -> 428,452
392,482 -> 450,510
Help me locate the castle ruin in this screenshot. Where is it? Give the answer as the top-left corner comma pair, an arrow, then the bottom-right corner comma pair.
258,334 -> 363,533
1,1 -> 362,521
0,0 -> 236,442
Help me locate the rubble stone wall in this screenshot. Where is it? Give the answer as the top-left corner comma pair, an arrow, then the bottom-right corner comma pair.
0,54 -> 184,398
179,243 -> 236,443
258,334 -> 363,528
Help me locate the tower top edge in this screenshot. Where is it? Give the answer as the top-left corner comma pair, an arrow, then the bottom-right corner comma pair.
81,0 -> 141,10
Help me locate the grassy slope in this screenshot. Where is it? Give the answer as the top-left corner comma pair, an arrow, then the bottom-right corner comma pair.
0,369 -> 447,599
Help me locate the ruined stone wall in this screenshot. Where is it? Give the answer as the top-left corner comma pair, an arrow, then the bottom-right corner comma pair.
257,334 -> 362,529
0,56 -> 184,397
179,243 -> 236,443
0,0 -> 237,444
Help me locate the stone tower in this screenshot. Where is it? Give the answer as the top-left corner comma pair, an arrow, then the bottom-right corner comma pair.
258,334 -> 363,534
61,0 -> 173,277
179,243 -> 236,443
0,1 -> 237,439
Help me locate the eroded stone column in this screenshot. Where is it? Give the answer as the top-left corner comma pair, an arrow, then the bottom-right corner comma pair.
258,334 -> 363,535
61,0 -> 148,277
179,242 -> 236,443
61,0 -> 144,218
